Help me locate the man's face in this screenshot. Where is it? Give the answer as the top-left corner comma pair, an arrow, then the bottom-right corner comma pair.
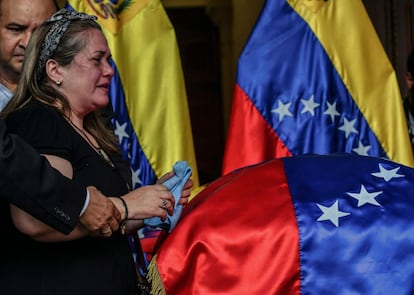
0,0 -> 56,82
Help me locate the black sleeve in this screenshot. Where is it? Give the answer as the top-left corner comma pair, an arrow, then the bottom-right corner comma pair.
0,118 -> 86,234
6,102 -> 72,160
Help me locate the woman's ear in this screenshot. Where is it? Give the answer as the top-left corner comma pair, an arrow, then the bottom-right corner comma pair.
45,59 -> 63,85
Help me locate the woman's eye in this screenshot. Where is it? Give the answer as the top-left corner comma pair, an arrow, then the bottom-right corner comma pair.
92,58 -> 101,64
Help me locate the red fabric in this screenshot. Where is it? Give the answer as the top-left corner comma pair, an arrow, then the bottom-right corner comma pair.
222,85 -> 291,175
155,159 -> 300,294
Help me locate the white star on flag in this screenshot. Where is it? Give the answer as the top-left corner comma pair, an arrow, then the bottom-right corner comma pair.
346,184 -> 382,207
301,95 -> 320,116
352,141 -> 371,156
131,167 -> 142,188
338,117 -> 358,138
371,164 -> 405,182
323,101 -> 340,123
272,100 -> 293,122
114,120 -> 130,143
317,200 -> 350,227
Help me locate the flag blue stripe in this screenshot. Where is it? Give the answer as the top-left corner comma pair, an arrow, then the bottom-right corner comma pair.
283,155 -> 414,293
237,1 -> 386,158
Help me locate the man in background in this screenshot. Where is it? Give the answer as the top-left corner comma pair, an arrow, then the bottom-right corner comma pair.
0,0 -> 57,109
0,0 -> 117,127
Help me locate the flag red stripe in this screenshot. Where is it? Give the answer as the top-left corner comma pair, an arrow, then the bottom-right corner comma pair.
155,159 -> 301,294
222,84 -> 291,175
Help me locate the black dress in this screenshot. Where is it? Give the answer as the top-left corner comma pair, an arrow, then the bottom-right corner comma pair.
0,101 -> 138,295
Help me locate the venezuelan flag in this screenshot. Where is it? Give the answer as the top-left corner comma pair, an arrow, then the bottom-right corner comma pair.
149,154 -> 414,294
66,0 -> 199,188
222,0 -> 414,175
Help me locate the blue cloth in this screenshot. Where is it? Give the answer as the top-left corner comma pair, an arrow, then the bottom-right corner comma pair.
144,161 -> 192,232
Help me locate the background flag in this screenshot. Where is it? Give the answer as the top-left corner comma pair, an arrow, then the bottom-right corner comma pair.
66,0 -> 199,261
222,0 -> 414,175
149,154 -> 414,294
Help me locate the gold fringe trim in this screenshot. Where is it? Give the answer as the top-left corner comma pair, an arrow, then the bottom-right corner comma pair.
147,255 -> 166,295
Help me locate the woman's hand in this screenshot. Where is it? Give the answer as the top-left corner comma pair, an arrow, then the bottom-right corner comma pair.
179,178 -> 193,205
120,184 -> 175,220
109,172 -> 194,234
157,171 -> 193,205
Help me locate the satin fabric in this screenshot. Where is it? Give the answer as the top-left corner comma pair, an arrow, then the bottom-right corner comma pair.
152,154 -> 414,294
284,154 -> 414,294
153,158 -> 301,294
222,0 -> 414,176
290,0 -> 412,165
222,85 -> 292,175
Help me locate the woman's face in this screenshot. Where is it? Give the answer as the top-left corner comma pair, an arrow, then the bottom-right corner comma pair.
58,28 -> 114,117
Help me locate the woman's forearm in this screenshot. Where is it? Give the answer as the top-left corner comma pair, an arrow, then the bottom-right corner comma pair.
10,204 -> 88,241
10,154 -> 89,242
